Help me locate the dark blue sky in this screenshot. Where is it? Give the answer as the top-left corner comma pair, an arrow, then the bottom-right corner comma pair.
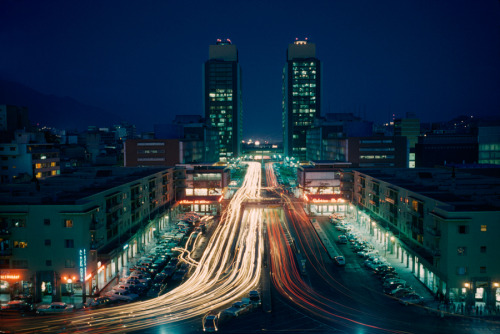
1,0 -> 499,140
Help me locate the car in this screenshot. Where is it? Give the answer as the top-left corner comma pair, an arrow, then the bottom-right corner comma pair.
203,312 -> 219,332
171,269 -> 187,281
383,283 -> 411,295
83,296 -> 121,309
392,288 -> 414,299
162,266 -> 177,278
249,290 -> 261,305
399,293 -> 424,306
338,235 -> 348,244
383,279 -> 406,288
36,302 -> 74,315
1,300 -> 33,315
334,256 -> 346,266
374,265 -> 395,275
147,283 -> 164,298
223,301 -> 251,317
105,288 -> 139,302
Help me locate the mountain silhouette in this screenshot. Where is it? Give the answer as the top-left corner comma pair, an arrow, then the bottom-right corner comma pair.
0,79 -> 122,131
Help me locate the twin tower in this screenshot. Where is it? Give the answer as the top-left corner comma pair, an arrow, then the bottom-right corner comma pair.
204,39 -> 321,162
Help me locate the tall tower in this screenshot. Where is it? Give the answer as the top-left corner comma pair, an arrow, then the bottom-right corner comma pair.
282,39 -> 321,161
204,39 -> 242,161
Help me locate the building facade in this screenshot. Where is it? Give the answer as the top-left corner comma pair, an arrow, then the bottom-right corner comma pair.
283,39 -> 321,161
0,167 -> 174,303
350,168 -> 500,308
204,39 -> 242,161
297,161 -> 350,215
415,134 -> 478,167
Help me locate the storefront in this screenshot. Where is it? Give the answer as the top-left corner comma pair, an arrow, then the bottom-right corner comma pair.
304,194 -> 347,215
0,269 -> 30,300
178,198 -> 221,215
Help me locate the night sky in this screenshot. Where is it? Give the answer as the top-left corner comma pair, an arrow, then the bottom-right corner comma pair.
1,0 -> 499,141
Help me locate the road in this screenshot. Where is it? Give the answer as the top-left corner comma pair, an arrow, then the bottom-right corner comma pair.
5,162 -> 265,333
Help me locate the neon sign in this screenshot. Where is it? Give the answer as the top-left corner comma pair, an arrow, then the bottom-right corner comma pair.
0,274 -> 20,280
79,249 -> 87,282
179,200 -> 211,204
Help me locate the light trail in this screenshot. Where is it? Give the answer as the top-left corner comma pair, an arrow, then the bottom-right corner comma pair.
14,162 -> 265,333
265,162 -> 411,334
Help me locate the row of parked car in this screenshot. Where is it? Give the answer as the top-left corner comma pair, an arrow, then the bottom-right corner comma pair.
0,294 -> 75,316
333,218 -> 426,307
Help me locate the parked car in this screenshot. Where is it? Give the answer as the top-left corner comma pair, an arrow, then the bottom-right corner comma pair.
383,283 -> 411,295
171,269 -> 187,281
334,256 -> 346,266
83,296 -> 121,309
203,312 -> 219,332
374,265 -> 396,275
36,302 -> 74,315
105,288 -> 139,302
147,283 -> 164,298
1,300 -> 33,315
249,290 -> 261,305
337,235 -> 348,244
392,288 -> 414,299
399,293 -> 424,306
383,279 -> 406,288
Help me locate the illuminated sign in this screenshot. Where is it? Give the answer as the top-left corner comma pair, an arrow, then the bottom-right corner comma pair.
304,194 -> 345,203
179,200 -> 212,204
79,249 -> 87,282
123,244 -> 129,250
0,274 -> 20,280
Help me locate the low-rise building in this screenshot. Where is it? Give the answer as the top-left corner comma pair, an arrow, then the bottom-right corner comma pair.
0,166 -> 174,303
350,168 -> 500,308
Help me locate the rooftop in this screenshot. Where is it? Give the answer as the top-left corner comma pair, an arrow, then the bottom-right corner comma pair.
0,167 -> 169,205
354,168 -> 500,212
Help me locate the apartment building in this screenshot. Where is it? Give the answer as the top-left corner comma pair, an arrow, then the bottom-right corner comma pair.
350,168 -> 500,308
0,167 -> 174,303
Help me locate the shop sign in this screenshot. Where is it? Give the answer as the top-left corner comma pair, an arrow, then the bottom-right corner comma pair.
79,249 -> 87,282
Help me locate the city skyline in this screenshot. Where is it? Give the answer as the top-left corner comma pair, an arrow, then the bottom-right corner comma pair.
1,1 -> 499,140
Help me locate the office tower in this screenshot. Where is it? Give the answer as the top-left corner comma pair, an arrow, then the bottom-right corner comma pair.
204,39 -> 242,161
283,39 -> 321,161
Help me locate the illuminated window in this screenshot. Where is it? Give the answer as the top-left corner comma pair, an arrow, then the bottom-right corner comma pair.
35,163 -> 42,169
481,225 -> 487,232
50,162 -> 56,167
63,219 -> 73,228
51,170 -> 57,176
36,172 -> 42,178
